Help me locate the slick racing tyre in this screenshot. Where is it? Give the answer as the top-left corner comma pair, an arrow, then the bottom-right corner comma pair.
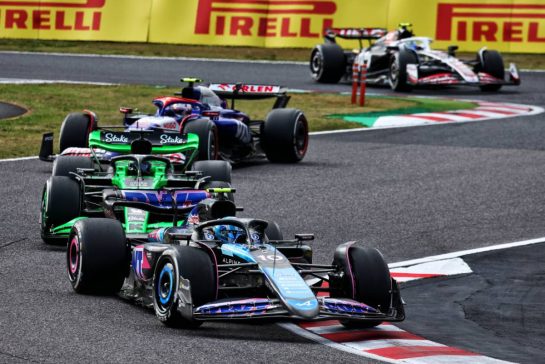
51,156 -> 94,177
191,160 -> 232,183
265,221 -> 283,241
262,108 -> 309,163
41,176 -> 81,245
182,119 -> 218,161
477,50 -> 505,92
389,49 -> 418,92
67,218 -> 128,294
59,112 -> 97,153
153,246 -> 217,328
332,244 -> 392,329
310,44 -> 346,83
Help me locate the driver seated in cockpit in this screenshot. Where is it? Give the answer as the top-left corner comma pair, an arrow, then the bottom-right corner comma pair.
209,225 -> 247,244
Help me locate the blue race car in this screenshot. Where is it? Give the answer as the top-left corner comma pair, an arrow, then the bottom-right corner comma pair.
67,191 -> 405,328
56,78 -> 309,164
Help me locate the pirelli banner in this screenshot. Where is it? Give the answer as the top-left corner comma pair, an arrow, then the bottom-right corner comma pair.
0,0 -> 544,53
0,0 -> 151,41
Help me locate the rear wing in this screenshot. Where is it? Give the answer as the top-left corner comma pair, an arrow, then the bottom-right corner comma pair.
325,27 -> 387,46
88,129 -> 198,155
39,129 -> 199,162
209,83 -> 290,109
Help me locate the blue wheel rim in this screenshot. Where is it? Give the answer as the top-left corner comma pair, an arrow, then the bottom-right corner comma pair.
158,263 -> 174,305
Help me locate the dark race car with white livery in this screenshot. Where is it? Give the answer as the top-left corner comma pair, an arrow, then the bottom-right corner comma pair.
310,23 -> 520,92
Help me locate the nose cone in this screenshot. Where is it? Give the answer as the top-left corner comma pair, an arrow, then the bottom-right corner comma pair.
286,298 -> 320,319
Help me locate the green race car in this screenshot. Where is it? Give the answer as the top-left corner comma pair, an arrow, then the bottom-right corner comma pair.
40,129 -> 233,245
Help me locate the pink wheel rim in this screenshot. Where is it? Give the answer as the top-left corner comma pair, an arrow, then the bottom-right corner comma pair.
69,237 -> 79,275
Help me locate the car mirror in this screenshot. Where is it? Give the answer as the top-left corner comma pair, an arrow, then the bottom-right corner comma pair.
295,234 -> 314,241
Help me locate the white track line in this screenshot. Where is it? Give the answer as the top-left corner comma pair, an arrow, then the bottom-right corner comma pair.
0,156 -> 38,163
2,51 -> 544,72
0,51 -> 307,65
389,236 -> 545,268
0,78 -> 118,86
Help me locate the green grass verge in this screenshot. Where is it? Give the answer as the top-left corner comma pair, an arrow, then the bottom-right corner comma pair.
1,39 -> 544,69
0,83 -> 476,159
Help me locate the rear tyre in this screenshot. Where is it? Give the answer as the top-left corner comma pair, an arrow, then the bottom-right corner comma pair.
191,160 -> 231,183
261,109 -> 309,163
52,156 -> 94,177
310,44 -> 346,83
265,221 -> 283,241
153,246 -> 216,328
41,176 -> 81,245
183,119 -> 218,161
67,218 -> 128,294
59,112 -> 96,153
478,50 -> 504,92
333,244 -> 392,329
389,49 -> 418,92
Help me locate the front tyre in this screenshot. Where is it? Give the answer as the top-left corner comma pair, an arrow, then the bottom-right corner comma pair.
477,50 -> 504,92
41,176 -> 81,245
51,156 -> 94,177
310,44 -> 346,83
153,246 -> 217,328
67,218 -> 128,294
262,109 -> 309,163
332,244 -> 392,329
191,160 -> 232,183
389,49 -> 417,92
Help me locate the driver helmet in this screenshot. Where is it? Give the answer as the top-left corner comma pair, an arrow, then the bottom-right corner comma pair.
165,103 -> 193,119
398,22 -> 414,39
213,225 -> 246,244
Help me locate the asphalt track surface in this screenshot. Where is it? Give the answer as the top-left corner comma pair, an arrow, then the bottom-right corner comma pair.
0,51 -> 544,363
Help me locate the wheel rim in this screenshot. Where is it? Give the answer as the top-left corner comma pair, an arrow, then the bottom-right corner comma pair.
67,235 -> 80,281
157,262 -> 175,307
390,58 -> 399,87
310,51 -> 323,78
40,190 -> 48,232
293,117 -> 309,157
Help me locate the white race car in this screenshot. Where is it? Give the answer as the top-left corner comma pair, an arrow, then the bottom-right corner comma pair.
310,23 -> 520,92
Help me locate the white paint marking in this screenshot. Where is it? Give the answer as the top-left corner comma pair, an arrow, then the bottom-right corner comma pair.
409,113 -> 471,122
389,237 -> 545,269
277,322 -> 401,364
402,355 -> 511,364
373,116 -> 437,128
0,156 -> 38,163
344,338 -> 444,351
0,78 -> 118,86
0,50 -> 307,66
305,323 -> 405,335
391,258 -> 472,282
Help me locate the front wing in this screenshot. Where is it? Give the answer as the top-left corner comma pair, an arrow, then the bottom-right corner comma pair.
192,296 -> 405,322
406,63 -> 521,87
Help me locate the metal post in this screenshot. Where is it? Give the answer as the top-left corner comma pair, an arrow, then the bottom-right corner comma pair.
351,63 -> 359,104
359,63 -> 367,106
